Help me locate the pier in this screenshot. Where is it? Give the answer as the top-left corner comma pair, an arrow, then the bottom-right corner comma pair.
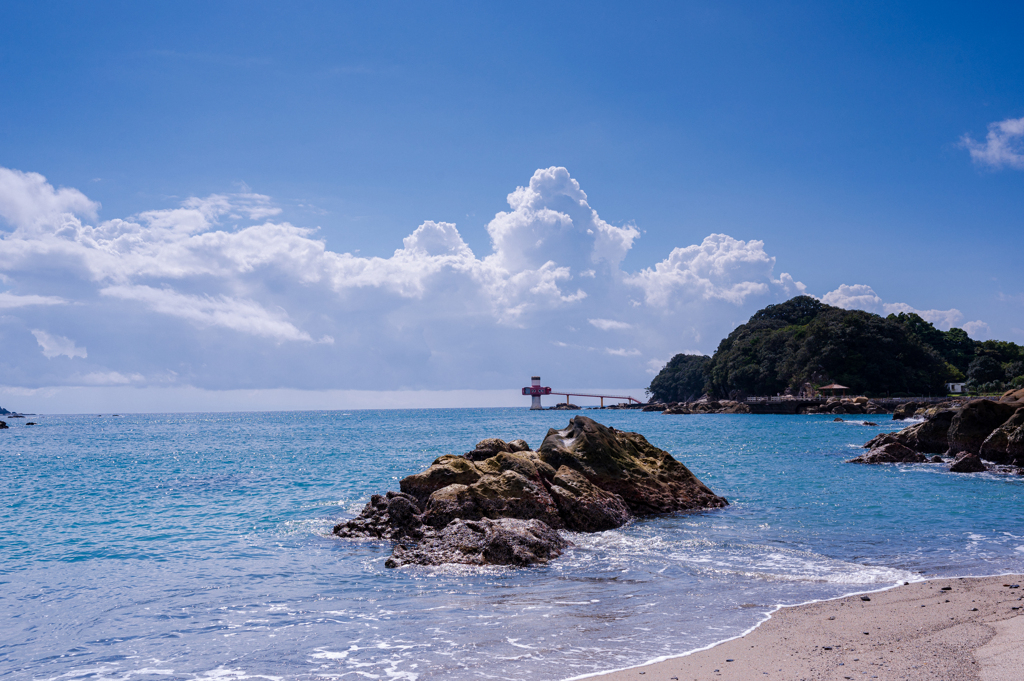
522,376 -> 641,409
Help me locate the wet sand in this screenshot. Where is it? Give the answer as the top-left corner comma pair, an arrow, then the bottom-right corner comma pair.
582,575 -> 1024,681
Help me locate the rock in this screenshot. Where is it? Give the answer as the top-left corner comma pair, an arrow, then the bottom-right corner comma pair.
422,469 -> 564,529
642,403 -> 667,412
338,417 -> 726,567
833,417 -> 844,422
333,491 -> 426,540
0,420 -> 7,429
893,403 -> 919,420
547,466 -> 632,531
848,442 -> 927,464
400,454 -> 485,506
662,405 -> 692,415
25,422 -> 36,425
863,421 -> 879,426
893,410 -> 956,454
999,388 -> 1024,406
863,433 -> 900,449
947,400 -> 1019,455
979,407 -> 1024,465
854,396 -> 869,405
949,452 -> 988,473
550,403 -> 580,410
537,416 -> 728,516
385,517 -> 571,568
930,455 -> 944,463
464,437 -> 529,461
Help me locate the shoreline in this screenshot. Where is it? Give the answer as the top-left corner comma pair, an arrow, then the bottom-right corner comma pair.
573,574 -> 1024,681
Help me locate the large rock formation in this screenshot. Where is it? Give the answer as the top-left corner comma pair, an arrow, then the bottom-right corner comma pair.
858,399 -> 1024,472
947,400 -> 1020,455
979,407 -> 1024,465
335,417 -> 727,567
537,416 -> 728,516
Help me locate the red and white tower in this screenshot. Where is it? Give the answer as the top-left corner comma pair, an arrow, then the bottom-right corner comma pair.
522,375 -> 552,410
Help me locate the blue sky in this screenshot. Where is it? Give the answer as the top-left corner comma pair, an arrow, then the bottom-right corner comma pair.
1,1 -> 1022,411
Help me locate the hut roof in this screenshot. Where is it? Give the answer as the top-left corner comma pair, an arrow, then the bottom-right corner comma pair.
819,383 -> 849,390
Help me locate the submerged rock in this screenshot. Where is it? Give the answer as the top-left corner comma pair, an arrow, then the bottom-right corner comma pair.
385,517 -> 570,568
949,452 -> 988,473
848,442 -> 927,464
336,416 -> 727,567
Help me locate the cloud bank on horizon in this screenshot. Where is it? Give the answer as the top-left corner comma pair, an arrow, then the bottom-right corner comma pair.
0,165 -> 988,392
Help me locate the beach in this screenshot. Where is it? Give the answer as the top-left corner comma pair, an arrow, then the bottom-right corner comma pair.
586,574 -> 1024,681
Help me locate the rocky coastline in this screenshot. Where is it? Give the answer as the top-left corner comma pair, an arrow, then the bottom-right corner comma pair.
850,388 -> 1024,472
333,416 -> 727,567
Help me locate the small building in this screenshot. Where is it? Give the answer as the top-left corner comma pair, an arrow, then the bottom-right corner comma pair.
946,382 -> 967,394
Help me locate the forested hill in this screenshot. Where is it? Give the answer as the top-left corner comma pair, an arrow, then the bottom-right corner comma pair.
648,296 -> 1024,402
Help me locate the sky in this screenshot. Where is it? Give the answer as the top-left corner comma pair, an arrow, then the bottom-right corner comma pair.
0,1 -> 1022,412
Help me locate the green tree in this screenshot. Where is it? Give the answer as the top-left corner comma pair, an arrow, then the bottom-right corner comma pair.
647,354 -> 711,403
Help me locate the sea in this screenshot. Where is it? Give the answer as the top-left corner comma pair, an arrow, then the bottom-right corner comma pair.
3,408 -> 1024,681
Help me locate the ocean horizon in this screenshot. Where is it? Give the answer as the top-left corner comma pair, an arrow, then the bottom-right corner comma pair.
4,408 -> 1024,680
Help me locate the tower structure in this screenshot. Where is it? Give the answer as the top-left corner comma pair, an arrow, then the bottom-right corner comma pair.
522,375 -> 552,410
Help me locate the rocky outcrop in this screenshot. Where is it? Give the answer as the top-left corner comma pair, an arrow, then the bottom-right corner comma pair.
848,442 -> 927,464
893,403 -> 920,420
0,420 -> 7,430
949,452 -> 988,473
546,466 -> 632,532
385,518 -> 570,568
537,417 -> 728,516
335,417 -> 726,567
861,411 -> 954,455
656,400 -> 750,415
947,400 -> 1020,455
979,407 -> 1024,465
859,399 -> 1024,475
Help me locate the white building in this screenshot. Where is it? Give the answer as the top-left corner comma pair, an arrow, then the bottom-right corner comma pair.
946,382 -> 967,394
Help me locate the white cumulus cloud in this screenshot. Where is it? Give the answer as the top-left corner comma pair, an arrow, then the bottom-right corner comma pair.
961,116 -> 1024,170
820,283 -> 970,331
31,329 -> 87,359
625,234 -> 805,306
0,164 -> 991,392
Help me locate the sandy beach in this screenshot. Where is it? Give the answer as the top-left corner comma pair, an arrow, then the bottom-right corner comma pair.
583,575 -> 1024,681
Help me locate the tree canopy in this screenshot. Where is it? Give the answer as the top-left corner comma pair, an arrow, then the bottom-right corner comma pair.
648,296 -> 1024,401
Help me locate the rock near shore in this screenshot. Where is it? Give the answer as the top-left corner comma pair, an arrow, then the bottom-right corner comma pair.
334,416 -> 727,567
857,397 -> 1024,471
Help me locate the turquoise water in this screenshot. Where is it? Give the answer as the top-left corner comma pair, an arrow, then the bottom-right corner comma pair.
3,409 -> 1024,680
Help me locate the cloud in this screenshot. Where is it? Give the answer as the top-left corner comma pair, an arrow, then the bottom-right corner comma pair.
31,329 -> 87,359
0,164 -> 990,394
961,116 -> 1024,170
820,284 -> 968,330
625,234 -> 805,306
0,291 -> 68,308
589,318 -> 632,331
0,167 -> 99,233
962,320 -> 990,338
99,285 -> 314,342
